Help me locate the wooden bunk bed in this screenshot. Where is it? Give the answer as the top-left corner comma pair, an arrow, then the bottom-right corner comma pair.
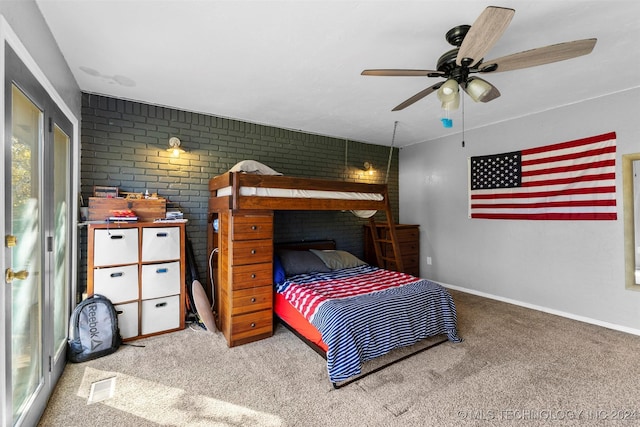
207,170 -> 461,387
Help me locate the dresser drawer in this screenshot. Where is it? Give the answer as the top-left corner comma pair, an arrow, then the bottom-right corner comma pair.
231,286 -> 272,315
93,228 -> 139,266
231,309 -> 272,341
141,227 -> 181,262
363,224 -> 420,277
141,261 -> 181,299
231,215 -> 273,240
93,264 -> 139,303
381,242 -> 419,257
231,240 -> 273,266
386,255 -> 419,274
403,254 -> 419,270
400,241 -> 419,255
231,263 -> 272,290
141,295 -> 180,335
379,228 -> 420,243
395,227 -> 419,243
114,301 -> 139,339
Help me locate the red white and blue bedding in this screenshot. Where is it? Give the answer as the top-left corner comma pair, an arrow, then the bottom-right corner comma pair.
276,265 -> 461,383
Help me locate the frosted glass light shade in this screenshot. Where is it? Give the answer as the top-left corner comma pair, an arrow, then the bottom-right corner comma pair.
437,79 -> 460,110
466,78 -> 492,102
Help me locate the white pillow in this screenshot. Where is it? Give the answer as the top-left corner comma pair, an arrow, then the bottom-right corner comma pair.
229,160 -> 282,175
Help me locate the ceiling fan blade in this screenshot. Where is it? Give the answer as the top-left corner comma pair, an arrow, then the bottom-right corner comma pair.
456,6 -> 515,67
362,69 -> 444,77
479,38 -> 597,73
464,77 -> 500,103
392,82 -> 442,111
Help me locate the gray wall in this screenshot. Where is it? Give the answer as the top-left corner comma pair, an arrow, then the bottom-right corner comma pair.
399,88 -> 640,332
80,93 -> 399,295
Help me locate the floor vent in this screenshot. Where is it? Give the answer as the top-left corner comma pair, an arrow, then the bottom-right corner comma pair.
87,377 -> 116,404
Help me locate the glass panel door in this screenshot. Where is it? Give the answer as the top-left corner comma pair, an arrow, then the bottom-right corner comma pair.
4,42 -> 74,427
9,84 -> 43,426
52,125 -> 70,363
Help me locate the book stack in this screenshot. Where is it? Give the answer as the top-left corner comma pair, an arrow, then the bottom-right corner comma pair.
153,210 -> 187,223
166,210 -> 183,220
108,209 -> 138,222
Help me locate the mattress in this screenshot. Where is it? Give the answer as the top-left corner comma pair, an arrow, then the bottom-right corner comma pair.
276,265 -> 461,383
274,292 -> 328,353
216,186 -> 383,201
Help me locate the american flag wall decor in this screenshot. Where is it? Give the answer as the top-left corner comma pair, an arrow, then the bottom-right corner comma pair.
468,132 -> 617,220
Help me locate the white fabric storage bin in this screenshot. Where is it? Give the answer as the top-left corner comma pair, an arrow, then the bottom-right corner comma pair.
140,261 -> 181,300
114,301 -> 139,340
141,227 -> 181,262
141,295 -> 180,335
93,228 -> 139,266
93,264 -> 139,303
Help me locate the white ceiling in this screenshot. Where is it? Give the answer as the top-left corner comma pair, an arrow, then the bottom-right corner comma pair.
36,0 -> 640,148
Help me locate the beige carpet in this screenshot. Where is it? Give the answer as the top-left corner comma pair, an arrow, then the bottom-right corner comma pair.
39,290 -> 640,426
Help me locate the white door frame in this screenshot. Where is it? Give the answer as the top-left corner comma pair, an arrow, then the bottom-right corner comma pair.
1,15 -> 79,427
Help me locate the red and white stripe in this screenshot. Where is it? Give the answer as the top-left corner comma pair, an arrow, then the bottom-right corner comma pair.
282,269 -> 418,321
469,132 -> 617,220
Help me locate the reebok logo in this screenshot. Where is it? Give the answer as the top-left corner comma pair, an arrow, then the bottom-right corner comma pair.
87,303 -> 103,350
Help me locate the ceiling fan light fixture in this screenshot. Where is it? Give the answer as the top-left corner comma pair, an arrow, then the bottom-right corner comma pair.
442,86 -> 454,96
437,79 -> 459,98
361,7 -> 596,113
466,78 -> 492,102
441,96 -> 460,111
437,79 -> 460,111
438,79 -> 460,111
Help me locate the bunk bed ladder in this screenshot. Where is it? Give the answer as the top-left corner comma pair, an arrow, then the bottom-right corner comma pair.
368,191 -> 404,273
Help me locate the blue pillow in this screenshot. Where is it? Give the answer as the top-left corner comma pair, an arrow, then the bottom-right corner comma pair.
273,255 -> 286,285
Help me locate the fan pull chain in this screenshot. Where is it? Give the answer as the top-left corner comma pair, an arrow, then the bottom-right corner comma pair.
461,92 -> 465,148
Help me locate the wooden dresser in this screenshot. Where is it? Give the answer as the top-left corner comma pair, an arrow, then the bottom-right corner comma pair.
364,224 -> 420,277
213,210 -> 274,347
87,222 -> 186,340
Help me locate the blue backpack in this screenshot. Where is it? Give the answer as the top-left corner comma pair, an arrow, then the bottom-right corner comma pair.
68,294 -> 122,363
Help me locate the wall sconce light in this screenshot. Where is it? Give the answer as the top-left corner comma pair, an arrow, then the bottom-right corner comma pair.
167,137 -> 185,157
364,161 -> 374,176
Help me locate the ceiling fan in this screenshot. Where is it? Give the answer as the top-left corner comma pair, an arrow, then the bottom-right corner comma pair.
362,6 -> 597,113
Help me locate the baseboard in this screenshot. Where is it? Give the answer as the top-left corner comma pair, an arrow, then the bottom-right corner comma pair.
440,282 -> 640,337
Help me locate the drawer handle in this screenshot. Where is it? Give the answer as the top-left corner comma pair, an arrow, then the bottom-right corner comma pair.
250,297 -> 256,303
250,322 -> 256,328
156,232 -> 168,237
156,268 -> 168,274
110,272 -> 124,278
110,235 -> 124,240
155,302 -> 167,308
116,310 -> 124,315
251,274 -> 256,279
251,249 -> 256,254
251,225 -> 257,230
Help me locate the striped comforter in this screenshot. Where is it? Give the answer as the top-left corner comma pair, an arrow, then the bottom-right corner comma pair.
276,265 -> 462,383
